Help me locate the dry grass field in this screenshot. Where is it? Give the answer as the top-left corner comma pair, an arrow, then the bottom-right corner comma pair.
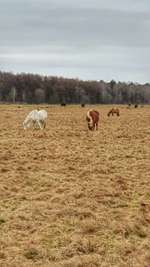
0,104 -> 150,267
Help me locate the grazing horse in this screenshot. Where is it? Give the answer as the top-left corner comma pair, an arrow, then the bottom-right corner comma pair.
23,109 -> 48,130
86,109 -> 99,131
61,103 -> 66,106
107,108 -> 120,117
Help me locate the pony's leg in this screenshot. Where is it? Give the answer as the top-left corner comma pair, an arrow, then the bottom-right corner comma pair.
37,120 -> 43,130
92,123 -> 96,131
40,120 -> 46,129
33,121 -> 36,129
96,123 -> 98,130
32,120 -> 38,130
43,121 -> 46,129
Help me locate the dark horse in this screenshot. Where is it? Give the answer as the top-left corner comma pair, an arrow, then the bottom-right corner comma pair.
86,110 -> 100,130
107,108 -> 120,117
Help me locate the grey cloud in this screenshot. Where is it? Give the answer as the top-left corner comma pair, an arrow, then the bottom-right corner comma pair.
1,0 -> 149,11
0,0 -> 150,82
0,1 -> 150,47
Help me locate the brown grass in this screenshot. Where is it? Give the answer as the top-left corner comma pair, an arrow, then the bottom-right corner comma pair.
0,104 -> 150,267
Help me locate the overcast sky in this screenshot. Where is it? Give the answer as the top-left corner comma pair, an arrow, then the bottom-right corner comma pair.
0,0 -> 150,83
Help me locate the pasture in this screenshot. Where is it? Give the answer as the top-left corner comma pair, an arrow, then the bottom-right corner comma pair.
0,105 -> 150,267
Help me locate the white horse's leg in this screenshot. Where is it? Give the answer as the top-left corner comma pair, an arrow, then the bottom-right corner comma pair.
37,120 -> 42,130
43,120 -> 46,129
33,120 -> 38,129
40,120 -> 46,129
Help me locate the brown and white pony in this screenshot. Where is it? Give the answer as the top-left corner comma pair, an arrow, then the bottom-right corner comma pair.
107,108 -> 120,117
86,110 -> 99,131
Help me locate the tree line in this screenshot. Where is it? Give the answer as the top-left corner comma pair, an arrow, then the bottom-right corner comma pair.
0,71 -> 150,104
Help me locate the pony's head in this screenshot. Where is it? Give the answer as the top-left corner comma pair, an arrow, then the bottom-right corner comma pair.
23,118 -> 31,129
23,121 -> 27,130
87,120 -> 94,130
86,116 -> 94,130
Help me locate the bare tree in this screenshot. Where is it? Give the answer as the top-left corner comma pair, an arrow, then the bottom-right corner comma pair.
10,87 -> 16,103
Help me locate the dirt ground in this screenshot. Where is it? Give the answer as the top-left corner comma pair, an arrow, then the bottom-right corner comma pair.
0,104 -> 150,267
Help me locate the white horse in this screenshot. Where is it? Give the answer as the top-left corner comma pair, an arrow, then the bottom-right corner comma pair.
23,109 -> 47,130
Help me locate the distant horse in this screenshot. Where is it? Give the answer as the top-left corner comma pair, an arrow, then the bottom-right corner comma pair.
61,103 -> 66,106
81,103 -> 85,107
86,109 -> 99,131
107,108 -> 120,117
127,103 -> 131,108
